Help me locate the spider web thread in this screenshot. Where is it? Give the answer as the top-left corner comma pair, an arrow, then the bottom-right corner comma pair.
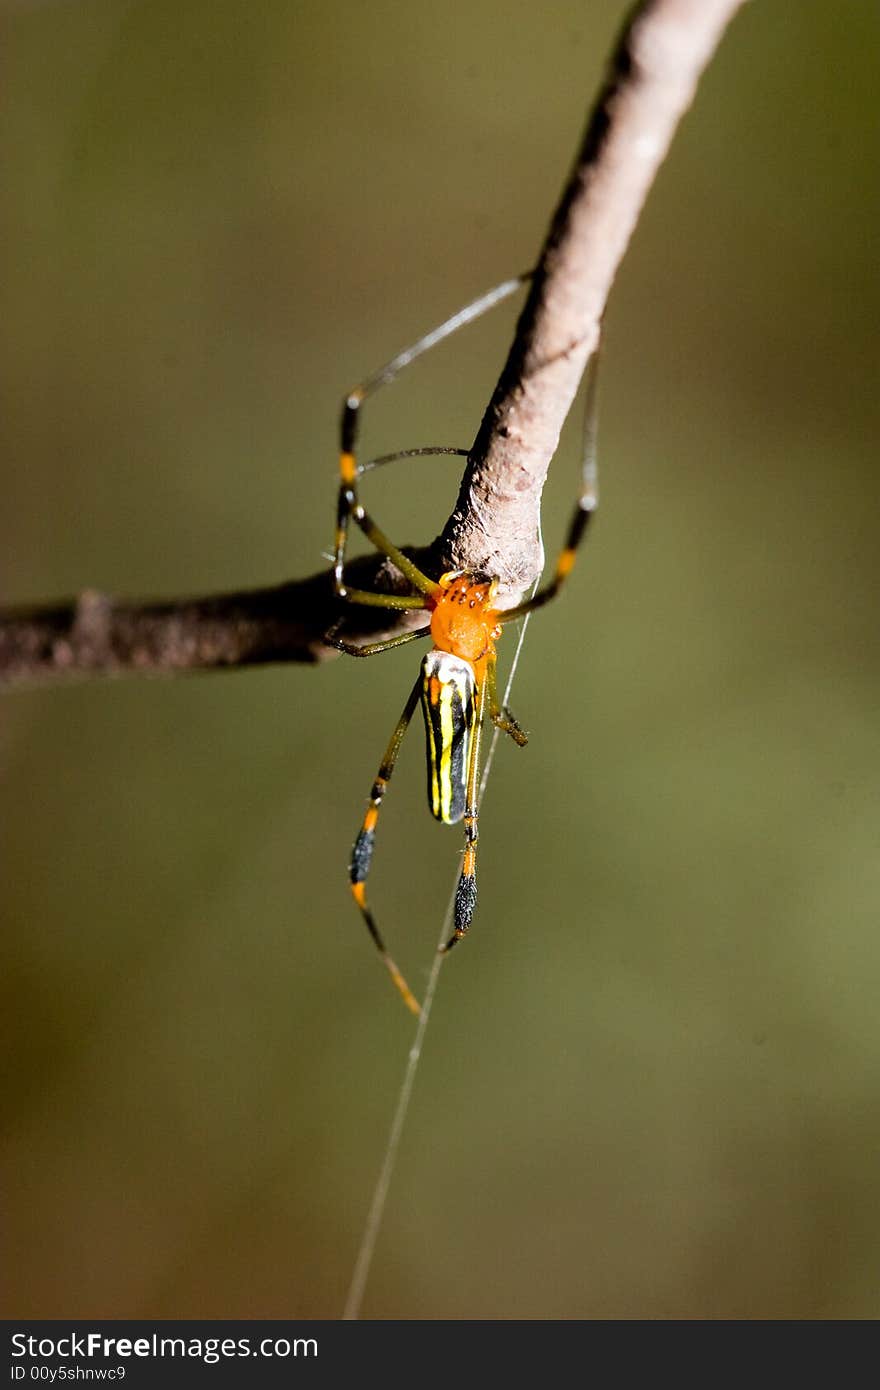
342,603 -> 535,1320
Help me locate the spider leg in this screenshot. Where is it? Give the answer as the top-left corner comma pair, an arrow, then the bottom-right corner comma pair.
333,275 -> 529,608
485,653 -> 528,746
333,485 -> 435,608
349,673 -> 424,1015
359,446 -> 468,477
325,622 -> 432,659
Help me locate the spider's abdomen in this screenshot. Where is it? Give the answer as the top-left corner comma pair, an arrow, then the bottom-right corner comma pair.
420,650 -> 476,824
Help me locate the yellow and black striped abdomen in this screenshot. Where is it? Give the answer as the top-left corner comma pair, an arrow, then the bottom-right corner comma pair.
420,650 -> 477,824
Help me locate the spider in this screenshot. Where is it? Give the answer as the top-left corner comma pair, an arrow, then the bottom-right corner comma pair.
327,275 -> 599,1015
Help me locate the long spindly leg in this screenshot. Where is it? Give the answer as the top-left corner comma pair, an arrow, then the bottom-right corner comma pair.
333,486 -> 437,610
360,446 -> 469,477
349,673 -> 424,1015
485,653 -> 528,747
334,275 -> 529,606
333,450 -> 471,613
497,341 -> 601,625
441,676 -> 489,954
326,622 -> 432,659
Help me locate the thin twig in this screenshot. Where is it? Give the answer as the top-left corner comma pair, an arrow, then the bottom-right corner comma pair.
0,553 -> 432,686
0,0 -> 747,691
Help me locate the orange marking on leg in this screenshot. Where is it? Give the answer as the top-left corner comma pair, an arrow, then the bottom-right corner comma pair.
439,927 -> 467,953
351,881 -> 366,908
557,547 -> 576,578
363,806 -> 378,832
462,845 -> 476,875
340,451 -> 357,484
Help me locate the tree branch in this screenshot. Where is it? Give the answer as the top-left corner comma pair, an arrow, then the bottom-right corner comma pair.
0,551 -> 435,685
441,0 -> 748,595
0,0 -> 746,692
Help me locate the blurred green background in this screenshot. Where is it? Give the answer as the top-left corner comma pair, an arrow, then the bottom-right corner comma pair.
2,0 -> 879,1320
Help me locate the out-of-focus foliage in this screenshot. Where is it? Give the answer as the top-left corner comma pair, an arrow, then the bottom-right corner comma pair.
2,0 -> 878,1318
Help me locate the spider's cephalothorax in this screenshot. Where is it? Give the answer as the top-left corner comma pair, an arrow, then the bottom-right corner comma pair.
428,572 -> 500,670
327,275 -> 598,1015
